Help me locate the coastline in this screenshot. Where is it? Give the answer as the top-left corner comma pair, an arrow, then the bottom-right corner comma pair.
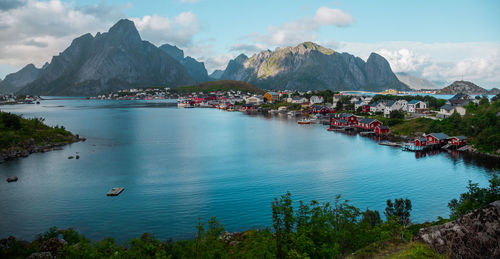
0,135 -> 86,164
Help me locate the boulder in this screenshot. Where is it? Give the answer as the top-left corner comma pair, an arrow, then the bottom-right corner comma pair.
39,238 -> 67,256
75,155 -> 80,159
68,156 -> 74,159
417,200 -> 500,258
6,176 -> 18,182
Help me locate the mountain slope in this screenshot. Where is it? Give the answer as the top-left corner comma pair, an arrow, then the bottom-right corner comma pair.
0,64 -> 44,94
18,19 -> 194,96
396,72 -> 439,90
209,70 -> 224,80
159,44 -> 210,83
220,42 -> 409,91
437,81 -> 496,95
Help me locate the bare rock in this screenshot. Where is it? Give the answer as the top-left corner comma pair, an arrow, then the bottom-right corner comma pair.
68,156 -> 74,159
75,155 -> 80,159
27,252 -> 53,259
39,238 -> 67,256
417,200 -> 500,258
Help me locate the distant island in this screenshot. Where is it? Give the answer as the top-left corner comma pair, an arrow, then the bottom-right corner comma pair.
437,80 -> 500,95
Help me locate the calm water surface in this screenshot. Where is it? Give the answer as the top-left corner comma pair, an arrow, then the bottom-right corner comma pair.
0,99 -> 498,242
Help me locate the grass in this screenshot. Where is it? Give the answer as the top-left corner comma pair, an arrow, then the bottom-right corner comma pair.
349,240 -> 445,259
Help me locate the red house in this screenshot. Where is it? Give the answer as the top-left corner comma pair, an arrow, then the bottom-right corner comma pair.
332,119 -> 349,127
357,118 -> 382,130
332,113 -> 358,125
449,136 -> 467,146
362,105 -> 371,113
414,137 -> 427,146
426,133 -> 450,145
374,125 -> 390,135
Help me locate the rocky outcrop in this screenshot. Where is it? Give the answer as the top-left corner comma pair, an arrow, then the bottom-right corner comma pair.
417,200 -> 500,258
159,44 -> 210,83
0,136 -> 86,164
220,42 -> 409,91
437,80 -> 496,95
17,19 -> 194,96
0,64 -> 44,94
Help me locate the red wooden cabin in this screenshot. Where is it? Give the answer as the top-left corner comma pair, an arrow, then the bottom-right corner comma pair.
374,125 -> 390,135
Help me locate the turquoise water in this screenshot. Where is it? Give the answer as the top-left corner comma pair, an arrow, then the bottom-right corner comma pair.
0,99 -> 497,242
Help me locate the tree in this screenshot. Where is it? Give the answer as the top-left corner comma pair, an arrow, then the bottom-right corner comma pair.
389,110 -> 404,119
272,192 -> 295,259
384,198 -> 412,226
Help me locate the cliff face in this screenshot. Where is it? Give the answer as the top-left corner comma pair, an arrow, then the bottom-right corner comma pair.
17,19 -> 194,96
220,42 -> 409,91
159,44 -> 210,83
417,200 -> 500,258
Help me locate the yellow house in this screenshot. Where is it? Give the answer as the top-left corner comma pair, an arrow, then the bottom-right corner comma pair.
263,92 -> 279,103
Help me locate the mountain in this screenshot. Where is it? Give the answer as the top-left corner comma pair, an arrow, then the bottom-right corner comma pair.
159,44 -> 210,83
17,19 -> 194,96
437,81 -> 499,95
220,42 -> 409,91
209,70 -> 224,80
0,64 -> 44,94
395,72 -> 440,90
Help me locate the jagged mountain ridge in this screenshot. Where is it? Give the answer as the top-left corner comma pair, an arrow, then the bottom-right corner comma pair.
159,44 -> 210,83
16,19 -> 194,96
209,70 -> 224,80
220,42 -> 410,91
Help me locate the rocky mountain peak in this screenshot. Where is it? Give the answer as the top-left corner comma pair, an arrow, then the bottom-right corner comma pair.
159,44 -> 185,61
106,19 -> 141,46
234,54 -> 249,63
438,80 -> 493,95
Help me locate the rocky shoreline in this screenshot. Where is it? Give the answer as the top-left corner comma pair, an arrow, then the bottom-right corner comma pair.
0,135 -> 86,164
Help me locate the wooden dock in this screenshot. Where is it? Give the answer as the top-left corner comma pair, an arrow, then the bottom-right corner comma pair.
107,187 -> 124,196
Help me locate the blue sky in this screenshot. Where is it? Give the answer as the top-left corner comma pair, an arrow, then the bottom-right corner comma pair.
0,0 -> 499,87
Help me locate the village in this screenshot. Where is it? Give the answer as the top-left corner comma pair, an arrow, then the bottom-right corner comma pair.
1,88 -> 483,155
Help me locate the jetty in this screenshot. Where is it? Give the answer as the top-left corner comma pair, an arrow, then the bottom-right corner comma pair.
107,187 -> 124,196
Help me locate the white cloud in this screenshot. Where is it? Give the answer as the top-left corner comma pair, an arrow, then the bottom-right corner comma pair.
376,48 -> 430,73
252,6 -> 354,46
131,12 -> 200,47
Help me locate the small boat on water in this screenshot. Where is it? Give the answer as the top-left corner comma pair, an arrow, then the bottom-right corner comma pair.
298,119 -> 312,125
107,187 -> 124,196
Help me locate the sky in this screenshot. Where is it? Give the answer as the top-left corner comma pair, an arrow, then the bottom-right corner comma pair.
0,0 -> 499,88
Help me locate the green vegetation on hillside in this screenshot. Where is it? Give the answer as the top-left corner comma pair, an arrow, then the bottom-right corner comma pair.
0,111 -> 75,150
173,80 -> 265,94
389,96 -> 500,154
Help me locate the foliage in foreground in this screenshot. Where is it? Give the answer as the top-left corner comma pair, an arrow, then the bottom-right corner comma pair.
1,174 -> 498,258
0,111 -> 75,150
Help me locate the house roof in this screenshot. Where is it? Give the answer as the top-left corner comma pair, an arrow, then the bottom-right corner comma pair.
429,132 -> 450,140
416,137 -> 427,142
440,104 -> 454,111
266,91 -> 279,96
450,93 -> 468,100
358,118 -> 379,124
336,119 -> 348,123
452,136 -> 468,140
408,100 -> 421,104
377,125 -> 390,129
386,100 -> 395,106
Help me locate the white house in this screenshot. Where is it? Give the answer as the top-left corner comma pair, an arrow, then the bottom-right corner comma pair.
384,100 -> 408,117
437,104 -> 467,118
407,100 -> 427,113
287,96 -> 309,104
354,100 -> 367,110
310,95 -> 324,104
370,101 -> 386,113
245,96 -> 263,105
